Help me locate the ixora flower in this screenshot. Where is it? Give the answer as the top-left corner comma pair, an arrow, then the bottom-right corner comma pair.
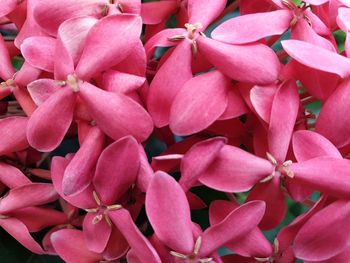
32,0 -> 142,36
22,14 -> 153,152
282,39 -> 350,148
0,162 -> 61,254
145,0 -> 280,128
146,171 -> 266,263
212,0 -> 334,50
51,136 -> 159,260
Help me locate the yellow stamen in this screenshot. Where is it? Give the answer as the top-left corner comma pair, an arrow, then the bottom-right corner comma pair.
66,74 -> 79,93
266,152 -> 278,166
194,236 -> 202,255
170,251 -> 188,259
168,35 -> 186,41
93,191 -> 102,206
92,214 -> 103,224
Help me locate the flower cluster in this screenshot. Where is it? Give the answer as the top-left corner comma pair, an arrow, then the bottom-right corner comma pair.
1,0 -> 350,262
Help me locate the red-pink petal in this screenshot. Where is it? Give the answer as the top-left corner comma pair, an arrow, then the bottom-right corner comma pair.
212,10 -> 292,44
21,36 -> 56,72
76,14 -> 142,80
197,36 -> 280,84
147,41 -> 193,127
291,157 -> 350,199
199,145 -> 275,192
250,84 -> 277,123
282,40 -> 350,78
27,88 -> 76,152
169,70 -> 229,135
209,200 -> 272,257
51,229 -> 103,263
146,171 -> 194,254
292,130 -> 342,162
294,200 -> 350,261
0,117 -> 29,155
33,0 -> 104,36
0,183 -> 58,214
102,70 -> 145,94
63,126 -> 105,196
0,217 -> 44,254
141,1 -> 178,24
247,176 -> 286,230
187,0 -> 226,29
268,80 -> 299,162
93,136 -> 140,204
316,78 -> 350,147
180,137 -> 226,191
109,208 -> 162,263
83,212 -> 112,253
0,35 -> 14,80
79,81 -> 153,142
51,156 -> 96,209
0,163 -> 30,188
10,207 -> 67,232
200,201 -> 266,256
27,79 -> 61,106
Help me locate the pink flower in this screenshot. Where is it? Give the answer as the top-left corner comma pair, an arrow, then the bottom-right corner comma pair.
146,171 -> 266,262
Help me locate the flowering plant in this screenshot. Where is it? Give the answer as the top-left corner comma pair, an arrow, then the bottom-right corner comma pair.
1,0 -> 350,262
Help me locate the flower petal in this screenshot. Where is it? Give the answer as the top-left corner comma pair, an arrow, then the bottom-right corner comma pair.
180,137 -> 226,191
27,79 -> 61,106
294,200 -> 350,261
33,0 -> 104,35
292,130 -> 342,162
147,40 -> 193,127
0,117 -> 29,155
51,156 -> 96,209
291,157 -> 350,199
281,40 -> 350,78
21,36 -> 56,72
109,208 -> 162,263
0,35 -> 14,80
0,183 -> 58,214
145,171 -> 194,254
268,80 -> 299,162
316,78 -> 350,147
0,163 -> 30,188
197,37 -> 280,84
83,212 -> 112,253
51,229 -> 103,263
79,81 -> 153,142
169,70 -> 229,135
0,217 -> 44,254
76,14 -> 142,80
141,1 -> 178,24
247,176 -> 286,230
187,0 -> 226,29
200,201 -> 266,256
199,145 -> 275,192
63,126 -> 105,196
209,200 -> 272,257
102,70 -> 145,94
93,136 -> 140,204
211,10 -> 292,44
27,88 -> 76,152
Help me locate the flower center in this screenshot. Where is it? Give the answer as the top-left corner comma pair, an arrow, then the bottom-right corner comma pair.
282,0 -> 312,27
260,152 -> 294,183
85,191 -> 122,226
0,79 -> 15,89
102,0 -> 123,16
65,74 -> 80,93
170,237 -> 213,263
168,22 -> 205,57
